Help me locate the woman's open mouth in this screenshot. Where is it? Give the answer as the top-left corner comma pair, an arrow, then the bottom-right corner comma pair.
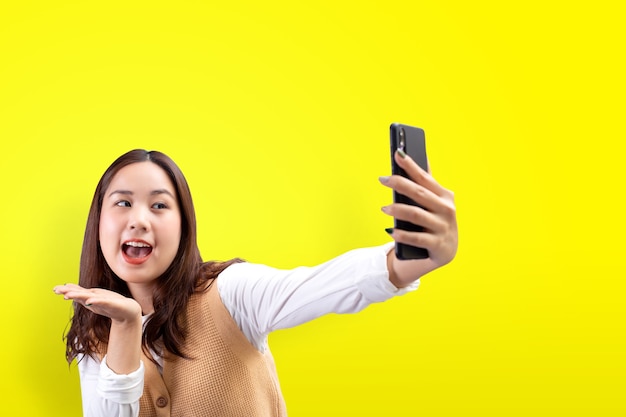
121,240 -> 153,265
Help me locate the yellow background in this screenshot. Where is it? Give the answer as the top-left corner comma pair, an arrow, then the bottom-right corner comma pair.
1,1 -> 624,415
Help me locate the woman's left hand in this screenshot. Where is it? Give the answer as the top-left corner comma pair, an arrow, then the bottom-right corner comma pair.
379,150 -> 458,288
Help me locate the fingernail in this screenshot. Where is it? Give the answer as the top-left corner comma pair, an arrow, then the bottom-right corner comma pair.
379,176 -> 390,184
397,148 -> 407,159
85,303 -> 92,307
381,206 -> 391,214
385,227 -> 394,235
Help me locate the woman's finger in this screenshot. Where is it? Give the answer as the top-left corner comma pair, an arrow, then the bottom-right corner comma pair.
387,227 -> 438,252
381,203 -> 446,233
53,283 -> 84,295
380,175 -> 443,213
61,290 -> 92,303
394,150 -> 451,198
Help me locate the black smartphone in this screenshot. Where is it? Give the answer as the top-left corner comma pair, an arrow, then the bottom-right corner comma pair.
390,123 -> 429,260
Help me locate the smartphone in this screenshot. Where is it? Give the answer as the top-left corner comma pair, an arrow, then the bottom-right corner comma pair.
390,123 -> 429,260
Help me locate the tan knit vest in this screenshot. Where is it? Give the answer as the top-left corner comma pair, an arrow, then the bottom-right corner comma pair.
138,281 -> 287,417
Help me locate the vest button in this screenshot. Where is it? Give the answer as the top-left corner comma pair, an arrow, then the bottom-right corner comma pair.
156,396 -> 168,408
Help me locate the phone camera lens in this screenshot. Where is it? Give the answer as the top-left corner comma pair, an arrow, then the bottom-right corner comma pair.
399,128 -> 406,149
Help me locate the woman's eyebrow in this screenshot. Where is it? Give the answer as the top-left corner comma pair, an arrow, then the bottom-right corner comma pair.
108,190 -> 133,197
107,189 -> 175,198
151,189 -> 175,198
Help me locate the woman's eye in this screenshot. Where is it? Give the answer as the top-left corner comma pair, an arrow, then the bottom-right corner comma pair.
115,200 -> 131,207
152,202 -> 168,209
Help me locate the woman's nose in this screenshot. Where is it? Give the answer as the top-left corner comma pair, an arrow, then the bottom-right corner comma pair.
128,207 -> 150,231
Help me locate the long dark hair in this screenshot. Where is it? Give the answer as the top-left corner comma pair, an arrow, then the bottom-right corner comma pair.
65,149 -> 240,363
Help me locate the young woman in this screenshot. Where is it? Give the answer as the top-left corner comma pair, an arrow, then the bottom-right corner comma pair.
54,148 -> 457,417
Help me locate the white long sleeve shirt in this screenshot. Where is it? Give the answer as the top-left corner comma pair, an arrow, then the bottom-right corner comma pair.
78,244 -> 418,416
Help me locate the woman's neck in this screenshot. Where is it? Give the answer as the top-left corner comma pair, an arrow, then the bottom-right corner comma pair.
127,282 -> 156,315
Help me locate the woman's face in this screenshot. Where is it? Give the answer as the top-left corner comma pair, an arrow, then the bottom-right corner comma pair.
99,162 -> 182,286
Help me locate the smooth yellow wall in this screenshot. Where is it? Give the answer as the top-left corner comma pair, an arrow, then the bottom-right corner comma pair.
1,1 -> 624,416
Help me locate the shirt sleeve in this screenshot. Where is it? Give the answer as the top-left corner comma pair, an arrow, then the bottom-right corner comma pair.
217,243 -> 419,351
77,354 -> 144,417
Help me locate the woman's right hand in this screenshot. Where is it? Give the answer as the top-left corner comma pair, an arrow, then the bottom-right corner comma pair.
54,283 -> 143,374
53,283 -> 142,324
